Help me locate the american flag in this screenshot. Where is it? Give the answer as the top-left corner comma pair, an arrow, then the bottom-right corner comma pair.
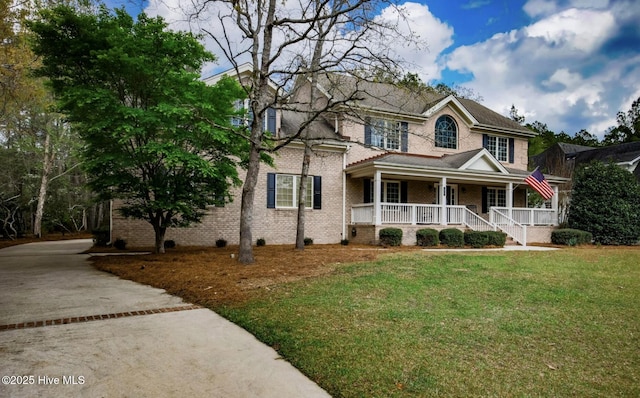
525,169 -> 554,200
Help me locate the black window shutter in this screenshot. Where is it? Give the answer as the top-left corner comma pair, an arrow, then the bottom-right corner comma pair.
267,107 -> 276,134
481,187 -> 488,213
363,178 -> 371,203
401,122 -> 408,152
401,181 -> 408,203
482,134 -> 488,149
267,173 -> 276,208
509,138 -> 515,163
313,176 -> 322,209
364,118 -> 372,146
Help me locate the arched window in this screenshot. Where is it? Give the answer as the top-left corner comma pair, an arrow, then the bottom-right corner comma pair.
435,115 -> 457,149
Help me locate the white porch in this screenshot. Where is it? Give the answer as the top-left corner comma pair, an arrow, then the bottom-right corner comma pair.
352,203 -> 558,226
351,203 -> 559,246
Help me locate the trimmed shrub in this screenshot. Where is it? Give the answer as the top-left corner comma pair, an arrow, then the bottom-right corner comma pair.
340,239 -> 349,246
164,240 -> 176,249
464,231 -> 489,248
256,238 -> 266,247
113,238 -> 127,250
439,228 -> 464,247
92,227 -> 110,246
379,228 -> 403,246
551,229 -> 592,246
304,237 -> 313,246
486,231 -> 507,247
215,239 -> 227,248
416,228 -> 439,247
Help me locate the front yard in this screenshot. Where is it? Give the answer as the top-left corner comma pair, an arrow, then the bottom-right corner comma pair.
92,245 -> 640,397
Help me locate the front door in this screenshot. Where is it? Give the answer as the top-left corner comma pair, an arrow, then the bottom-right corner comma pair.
435,184 -> 458,205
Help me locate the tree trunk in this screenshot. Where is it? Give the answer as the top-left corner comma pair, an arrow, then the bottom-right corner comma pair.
238,142 -> 263,264
34,131 -> 53,238
153,224 -> 166,254
295,144 -> 312,250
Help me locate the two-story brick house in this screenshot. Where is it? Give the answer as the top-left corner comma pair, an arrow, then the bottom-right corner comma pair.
111,66 -> 567,247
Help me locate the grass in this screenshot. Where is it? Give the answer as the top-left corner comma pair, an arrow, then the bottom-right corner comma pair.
217,248 -> 640,397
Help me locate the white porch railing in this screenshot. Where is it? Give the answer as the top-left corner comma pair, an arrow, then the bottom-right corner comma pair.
490,208 -> 527,246
351,203 -> 374,224
463,208 -> 496,232
351,203 -> 555,246
352,203 -> 485,226
493,207 -> 557,226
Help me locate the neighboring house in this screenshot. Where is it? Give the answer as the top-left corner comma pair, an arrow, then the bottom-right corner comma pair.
111,66 -> 568,247
533,141 -> 640,179
532,141 -> 640,224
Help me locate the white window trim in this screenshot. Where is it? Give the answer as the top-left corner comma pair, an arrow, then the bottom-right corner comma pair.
275,174 -> 313,209
370,119 -> 401,151
486,186 -> 507,208
434,115 -> 458,149
487,136 -> 509,162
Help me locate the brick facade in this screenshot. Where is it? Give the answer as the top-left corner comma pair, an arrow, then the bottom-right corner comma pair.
112,145 -> 347,247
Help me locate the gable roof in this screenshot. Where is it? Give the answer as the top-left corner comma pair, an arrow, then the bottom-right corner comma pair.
315,73 -> 533,136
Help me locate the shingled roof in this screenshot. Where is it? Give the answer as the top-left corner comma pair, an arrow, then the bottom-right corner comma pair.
574,141 -> 640,164
315,73 -> 532,135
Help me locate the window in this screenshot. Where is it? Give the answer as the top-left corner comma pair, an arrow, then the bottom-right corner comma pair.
365,119 -> 408,151
267,173 -> 321,209
486,187 -> 506,208
363,179 -> 407,203
484,135 -> 511,162
371,119 -> 400,150
231,100 -> 276,134
275,174 -> 313,208
435,115 -> 457,149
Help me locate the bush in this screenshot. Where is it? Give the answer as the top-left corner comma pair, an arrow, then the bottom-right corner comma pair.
379,228 -> 403,246
113,238 -> 127,250
569,161 -> 640,245
551,229 -> 592,246
92,227 -> 110,246
341,239 -> 349,246
439,228 -> 464,247
416,228 -> 439,247
256,238 -> 266,247
164,240 -> 176,249
215,239 -> 227,248
304,237 -> 313,246
486,231 -> 507,247
464,231 -> 489,248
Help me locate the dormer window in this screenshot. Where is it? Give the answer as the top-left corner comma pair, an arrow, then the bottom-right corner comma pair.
435,115 -> 457,149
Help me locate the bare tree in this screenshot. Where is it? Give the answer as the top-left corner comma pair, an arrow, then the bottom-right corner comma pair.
186,0 -> 416,263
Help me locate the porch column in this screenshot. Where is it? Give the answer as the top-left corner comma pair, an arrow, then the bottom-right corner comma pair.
374,170 -> 382,226
506,182 -> 513,219
552,185 -> 559,225
440,177 -> 447,225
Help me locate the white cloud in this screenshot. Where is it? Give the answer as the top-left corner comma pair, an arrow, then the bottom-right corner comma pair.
524,8 -> 616,53
523,0 -> 559,17
374,2 -> 453,80
443,4 -> 638,138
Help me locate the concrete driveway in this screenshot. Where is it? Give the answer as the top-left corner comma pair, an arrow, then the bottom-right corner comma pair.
0,240 -> 330,397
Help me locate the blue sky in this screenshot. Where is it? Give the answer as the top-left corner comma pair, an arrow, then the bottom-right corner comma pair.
106,0 -> 640,138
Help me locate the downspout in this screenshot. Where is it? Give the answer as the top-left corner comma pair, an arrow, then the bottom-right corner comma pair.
342,145 -> 350,240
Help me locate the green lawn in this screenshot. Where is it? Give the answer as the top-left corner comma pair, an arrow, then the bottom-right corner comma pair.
217,248 -> 640,397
